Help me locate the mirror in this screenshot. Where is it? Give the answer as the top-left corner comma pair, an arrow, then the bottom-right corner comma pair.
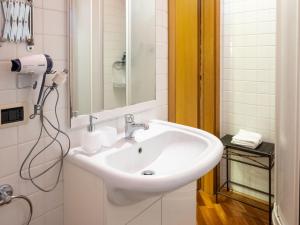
69,0 -> 156,118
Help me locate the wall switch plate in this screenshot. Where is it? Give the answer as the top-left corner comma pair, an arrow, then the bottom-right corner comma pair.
0,102 -> 28,128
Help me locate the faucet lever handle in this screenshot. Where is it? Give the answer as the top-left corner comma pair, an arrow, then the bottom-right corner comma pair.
125,114 -> 134,123
88,115 -> 98,132
89,115 -> 98,125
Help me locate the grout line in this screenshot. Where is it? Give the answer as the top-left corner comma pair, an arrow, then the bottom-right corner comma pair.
125,197 -> 163,225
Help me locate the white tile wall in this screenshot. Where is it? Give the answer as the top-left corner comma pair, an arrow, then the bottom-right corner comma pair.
221,0 -> 276,200
0,0 -> 168,225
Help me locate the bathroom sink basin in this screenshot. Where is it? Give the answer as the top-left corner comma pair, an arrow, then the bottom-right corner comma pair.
67,120 -> 223,205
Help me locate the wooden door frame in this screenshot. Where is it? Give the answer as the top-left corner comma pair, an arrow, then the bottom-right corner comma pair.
199,0 -> 220,135
168,0 -> 220,194
168,0 -> 176,123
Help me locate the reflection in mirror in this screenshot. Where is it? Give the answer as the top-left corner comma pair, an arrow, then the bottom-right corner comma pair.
71,0 -> 92,116
129,0 -> 156,105
103,0 -> 126,110
69,0 -> 156,120
71,0 -> 103,116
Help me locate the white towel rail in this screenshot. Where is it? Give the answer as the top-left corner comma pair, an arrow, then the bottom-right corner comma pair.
0,0 -> 34,50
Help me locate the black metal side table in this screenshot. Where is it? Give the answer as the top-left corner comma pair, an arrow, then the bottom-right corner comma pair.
216,134 -> 275,225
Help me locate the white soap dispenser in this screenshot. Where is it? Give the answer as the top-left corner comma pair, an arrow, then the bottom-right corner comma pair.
81,115 -> 102,154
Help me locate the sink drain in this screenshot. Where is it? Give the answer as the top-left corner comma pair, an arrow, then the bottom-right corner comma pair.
142,170 -> 155,176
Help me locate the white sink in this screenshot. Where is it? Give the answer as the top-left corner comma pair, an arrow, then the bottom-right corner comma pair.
67,120 -> 223,205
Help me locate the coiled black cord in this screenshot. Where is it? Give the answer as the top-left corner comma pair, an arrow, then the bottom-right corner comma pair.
19,84 -> 70,192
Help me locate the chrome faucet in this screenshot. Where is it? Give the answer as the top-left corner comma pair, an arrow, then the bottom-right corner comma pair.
125,114 -> 149,139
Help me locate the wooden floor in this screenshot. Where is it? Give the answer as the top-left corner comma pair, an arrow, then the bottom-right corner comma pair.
197,191 -> 269,225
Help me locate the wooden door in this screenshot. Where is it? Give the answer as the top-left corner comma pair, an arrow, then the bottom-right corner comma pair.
168,0 -> 199,127
168,0 -> 220,194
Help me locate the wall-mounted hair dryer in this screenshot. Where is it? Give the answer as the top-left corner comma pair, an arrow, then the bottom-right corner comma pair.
11,54 -> 53,115
10,54 -> 70,193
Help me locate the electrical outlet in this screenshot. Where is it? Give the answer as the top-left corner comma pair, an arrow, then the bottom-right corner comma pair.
0,102 -> 28,128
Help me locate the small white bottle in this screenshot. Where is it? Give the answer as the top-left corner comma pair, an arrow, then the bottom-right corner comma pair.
81,115 -> 102,154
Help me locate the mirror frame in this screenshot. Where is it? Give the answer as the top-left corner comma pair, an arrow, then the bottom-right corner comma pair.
67,0 -> 158,129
